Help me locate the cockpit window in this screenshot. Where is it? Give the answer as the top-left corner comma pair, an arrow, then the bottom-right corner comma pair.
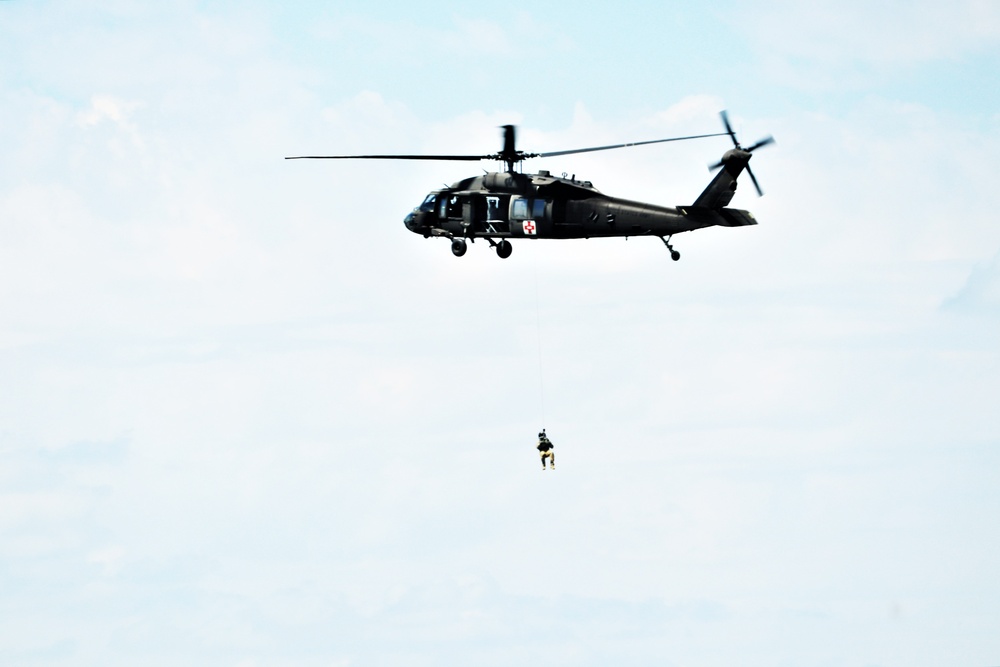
420,194 -> 437,212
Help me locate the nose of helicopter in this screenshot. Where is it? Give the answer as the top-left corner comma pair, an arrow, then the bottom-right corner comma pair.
404,209 -> 430,233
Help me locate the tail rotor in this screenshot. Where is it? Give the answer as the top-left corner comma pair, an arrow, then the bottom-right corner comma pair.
710,110 -> 774,196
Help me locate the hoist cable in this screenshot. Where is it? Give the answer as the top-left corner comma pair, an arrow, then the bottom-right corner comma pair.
531,248 -> 546,430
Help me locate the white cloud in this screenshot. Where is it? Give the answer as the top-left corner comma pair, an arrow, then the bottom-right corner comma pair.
75,95 -> 141,129
732,0 -> 1000,93
740,0 -> 1000,66
87,545 -> 126,575
944,248 -> 1000,313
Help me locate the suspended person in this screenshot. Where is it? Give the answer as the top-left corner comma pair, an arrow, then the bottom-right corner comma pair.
537,430 -> 555,470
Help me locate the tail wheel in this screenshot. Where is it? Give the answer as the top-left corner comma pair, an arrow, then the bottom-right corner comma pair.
451,239 -> 467,257
496,240 -> 512,259
660,235 -> 680,261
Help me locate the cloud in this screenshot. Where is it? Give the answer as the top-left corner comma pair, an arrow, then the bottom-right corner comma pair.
741,0 -> 1000,65
87,545 -> 126,575
734,0 -> 1000,91
75,95 -> 141,129
944,248 -> 1000,313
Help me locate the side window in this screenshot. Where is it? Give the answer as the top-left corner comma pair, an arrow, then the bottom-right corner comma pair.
486,196 -> 501,220
511,198 -> 529,220
420,194 -> 437,212
445,196 -> 463,218
511,198 -> 547,220
438,198 -> 447,219
532,199 -> 546,219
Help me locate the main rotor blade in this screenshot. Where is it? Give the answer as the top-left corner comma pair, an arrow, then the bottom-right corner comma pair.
536,132 -> 729,158
744,136 -> 775,153
285,154 -> 490,161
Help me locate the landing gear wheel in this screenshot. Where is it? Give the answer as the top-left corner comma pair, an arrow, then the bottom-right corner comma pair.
451,238 -> 467,257
496,240 -> 512,259
660,235 -> 681,261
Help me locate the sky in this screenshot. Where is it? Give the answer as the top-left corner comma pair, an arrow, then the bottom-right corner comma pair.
2,1 -> 1000,666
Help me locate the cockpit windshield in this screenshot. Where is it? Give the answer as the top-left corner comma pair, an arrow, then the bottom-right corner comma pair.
419,194 -> 437,212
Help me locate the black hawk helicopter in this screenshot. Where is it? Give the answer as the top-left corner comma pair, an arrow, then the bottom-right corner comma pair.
286,111 -> 773,260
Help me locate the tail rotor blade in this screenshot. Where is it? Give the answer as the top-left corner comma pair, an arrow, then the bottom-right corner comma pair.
746,165 -> 764,196
745,136 -> 775,153
720,110 -> 737,147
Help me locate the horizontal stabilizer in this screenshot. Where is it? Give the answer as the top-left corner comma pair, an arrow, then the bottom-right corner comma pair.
680,206 -> 757,227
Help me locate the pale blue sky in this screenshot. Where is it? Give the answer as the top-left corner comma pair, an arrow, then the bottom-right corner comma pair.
2,2 -> 1000,666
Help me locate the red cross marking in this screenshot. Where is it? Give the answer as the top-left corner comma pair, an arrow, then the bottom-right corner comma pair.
524,220 -> 536,235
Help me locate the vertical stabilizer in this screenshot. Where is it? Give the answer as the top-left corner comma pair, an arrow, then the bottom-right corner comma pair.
692,149 -> 751,209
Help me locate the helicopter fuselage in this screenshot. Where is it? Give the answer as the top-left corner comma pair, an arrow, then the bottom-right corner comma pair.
403,169 -> 756,257
288,111 -> 770,260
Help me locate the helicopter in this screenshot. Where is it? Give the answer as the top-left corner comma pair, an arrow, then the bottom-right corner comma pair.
286,111 -> 773,260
